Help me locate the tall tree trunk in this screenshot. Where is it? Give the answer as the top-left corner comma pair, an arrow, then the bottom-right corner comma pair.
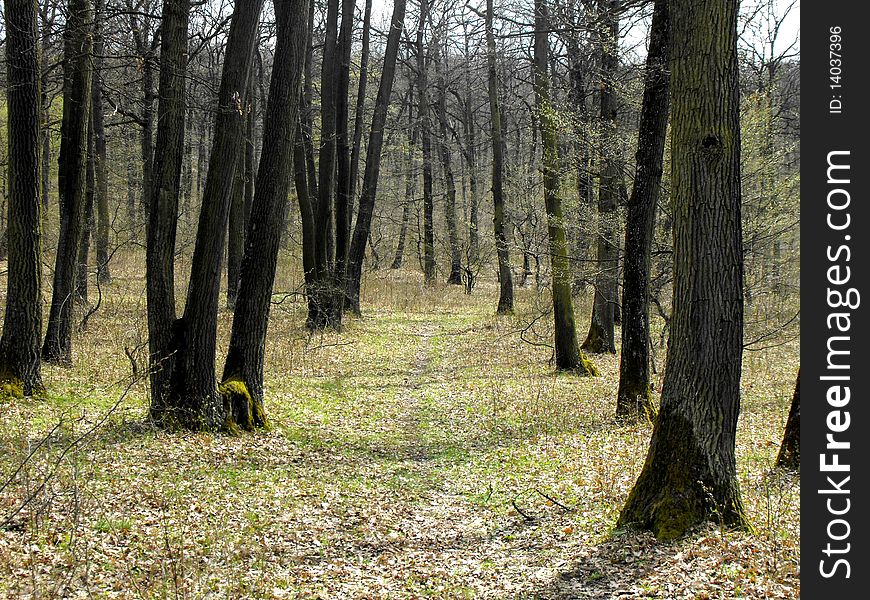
461,38 -> 480,267
221,0 -> 308,431
146,0 -> 190,420
345,0 -> 408,313
226,148 -> 246,310
42,0 -> 93,366
331,0 -> 356,324
93,0 -> 111,284
1,0 -> 44,396
309,0 -> 341,329
164,0 -> 264,430
486,0 -> 514,314
416,0 -> 436,283
616,0 -> 669,420
533,0 -> 595,375
434,41 -> 463,285
776,369 -> 800,469
582,0 -> 621,355
617,0 -> 748,539
349,0 -> 373,208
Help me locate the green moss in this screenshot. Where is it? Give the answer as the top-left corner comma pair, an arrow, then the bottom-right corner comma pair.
0,373 -> 25,399
219,375 -> 270,433
579,352 -> 600,377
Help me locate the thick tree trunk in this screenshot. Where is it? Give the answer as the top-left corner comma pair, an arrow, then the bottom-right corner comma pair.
0,0 -> 44,396
776,369 -> 800,469
42,0 -> 93,366
146,0 -> 189,420
616,0 -> 669,420
533,0 -> 595,375
345,0 -> 408,313
485,0 -> 514,313
582,0 -> 621,355
618,0 -> 748,539
163,0 -> 264,430
221,0 -> 308,432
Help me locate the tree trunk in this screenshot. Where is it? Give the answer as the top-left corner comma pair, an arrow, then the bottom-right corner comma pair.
221,0 -> 308,432
76,120 -> 95,306
416,0 -> 436,284
486,0 -> 514,314
349,0 -> 373,210
533,0 -> 595,375
616,0 -> 669,420
146,0 -> 189,420
776,369 -> 800,469
345,0 -> 408,313
42,0 -> 93,366
0,0 -> 44,396
582,0 -> 621,355
617,0 -> 748,539
162,0 -> 264,430
93,0 -> 111,284
434,41 -> 463,285
392,114 -> 416,270
226,148 -> 246,310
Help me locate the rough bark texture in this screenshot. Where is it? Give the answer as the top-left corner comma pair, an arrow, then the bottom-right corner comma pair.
165,0 -> 263,430
345,0 -> 408,313
486,0 -> 514,314
221,0 -> 308,432
146,0 -> 189,421
533,0 -> 595,375
42,0 -> 93,366
617,0 -> 748,539
1,0 -> 44,396
582,0 -> 620,355
616,0 -> 669,420
776,369 -> 800,469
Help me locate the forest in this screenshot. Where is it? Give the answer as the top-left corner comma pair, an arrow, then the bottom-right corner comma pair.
0,0 -> 800,597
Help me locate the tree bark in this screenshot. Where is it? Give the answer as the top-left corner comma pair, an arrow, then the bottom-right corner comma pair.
486,0 -> 514,314
345,0 -> 408,313
416,0 -> 436,284
434,40 -> 463,285
1,0 -> 44,396
163,0 -> 264,430
221,0 -> 308,432
618,0 -> 748,539
582,0 -> 621,355
776,369 -> 800,469
146,0 -> 190,420
533,0 -> 595,375
616,0 -> 669,420
42,0 -> 93,366
93,0 -> 111,284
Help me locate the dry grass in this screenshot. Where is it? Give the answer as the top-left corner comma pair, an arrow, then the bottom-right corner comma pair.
0,250 -> 799,599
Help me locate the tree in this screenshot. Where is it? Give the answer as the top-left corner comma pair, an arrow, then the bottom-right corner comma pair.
0,0 -> 44,396
617,0 -> 748,539
42,0 -> 93,366
163,0 -> 264,430
581,0 -> 621,355
533,0 -> 596,375
93,0 -> 111,284
616,0 -> 670,420
484,0 -> 514,314
146,0 -> 190,420
776,369 -> 799,469
220,0 -> 309,431
346,0 -> 409,313
416,0 -> 437,283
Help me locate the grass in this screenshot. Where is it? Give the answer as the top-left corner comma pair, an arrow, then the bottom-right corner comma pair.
0,250 -> 799,598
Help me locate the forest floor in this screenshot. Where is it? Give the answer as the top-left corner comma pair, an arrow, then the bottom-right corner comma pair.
0,256 -> 799,599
